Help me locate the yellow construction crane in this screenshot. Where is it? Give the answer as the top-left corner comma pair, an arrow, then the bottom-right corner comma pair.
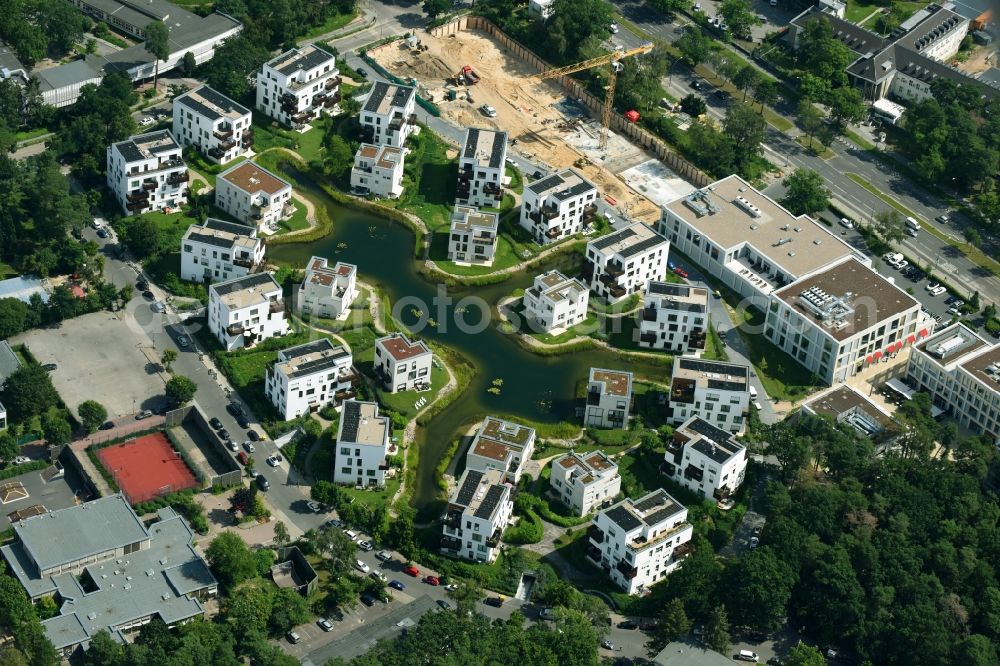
530,42 -> 655,149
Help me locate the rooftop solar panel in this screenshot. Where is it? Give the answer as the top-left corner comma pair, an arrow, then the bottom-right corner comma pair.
606,505 -> 641,532
340,401 -> 361,442
474,485 -> 507,519
633,490 -> 668,513
619,235 -> 667,259
456,470 -> 484,507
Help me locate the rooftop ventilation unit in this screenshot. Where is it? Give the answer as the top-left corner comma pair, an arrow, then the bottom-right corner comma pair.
930,333 -> 966,358
733,195 -> 762,218
773,237 -> 792,247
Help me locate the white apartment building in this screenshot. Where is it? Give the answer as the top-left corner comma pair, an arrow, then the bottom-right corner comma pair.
668,357 -> 751,434
528,0 -> 555,19
457,127 -> 507,209
333,400 -> 390,488
585,368 -> 633,429
216,161 -> 294,232
550,450 -> 621,516
265,339 -> 355,420
587,489 -> 694,595
360,81 -> 417,147
350,143 -> 404,198
658,175 -> 862,311
801,384 -> 896,441
447,205 -> 499,266
172,85 -> 252,164
374,333 -> 433,393
294,256 -> 358,320
587,224 -> 669,303
180,218 -> 263,284
256,44 -> 340,128
664,416 -> 747,500
639,282 -> 708,356
465,416 -> 536,484
207,273 -> 289,350
905,323 -> 1000,441
106,130 -> 189,215
520,168 -> 598,245
523,270 -> 589,333
765,257 -> 923,385
440,468 -> 513,563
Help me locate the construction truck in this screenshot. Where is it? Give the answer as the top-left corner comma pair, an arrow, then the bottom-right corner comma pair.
460,65 -> 480,85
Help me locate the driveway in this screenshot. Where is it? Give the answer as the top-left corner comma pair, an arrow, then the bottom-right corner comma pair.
14,310 -> 168,418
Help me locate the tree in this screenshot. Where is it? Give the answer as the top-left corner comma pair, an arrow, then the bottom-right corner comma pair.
310,479 -> 340,507
970,290 -> 981,311
0,298 -> 29,338
796,17 -> 853,88
322,134 -> 354,178
0,431 -> 18,462
446,580 -> 483,615
314,526 -> 356,572
206,532 -> 259,590
165,375 -> 198,406
201,37 -> 271,99
181,51 -> 197,77
720,0 -> 758,39
724,548 -> 795,631
268,587 -> 311,635
645,0 -> 691,14
827,86 -> 866,128
78,400 -> 108,433
123,217 -> 161,258
84,629 -> 125,666
704,604 -> 730,654
679,93 -> 707,117
273,521 -> 290,547
796,100 -> 825,148
649,598 -> 691,652
722,102 -> 765,172
964,226 -> 983,248
144,21 -> 171,90
546,0 -> 616,62
873,210 -> 905,244
2,364 -> 59,422
230,484 -> 257,515
732,65 -> 761,102
422,0 -> 450,19
161,349 -> 178,373
781,168 -> 830,216
676,29 -> 713,67
785,642 -> 825,666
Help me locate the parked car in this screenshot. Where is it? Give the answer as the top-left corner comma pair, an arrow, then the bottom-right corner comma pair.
99,421 -> 115,431
444,583 -> 459,592
601,639 -> 615,650
484,596 -> 504,607
360,593 -> 376,606
266,455 -> 280,467
13,456 -> 31,465
929,285 -> 947,296
177,335 -> 190,348
356,67 -> 368,78
151,301 -> 166,313
672,266 -> 689,278
540,607 -> 557,620
935,214 -> 950,225
895,260 -> 909,270
437,599 -> 452,610
617,620 -> 638,630
247,429 -> 261,442
142,290 -> 155,300
317,618 -> 334,632
237,451 -> 249,465
609,22 -> 619,33
479,104 -> 497,118
357,540 -> 374,552
236,414 -> 249,429
96,227 -> 109,239
423,575 -> 440,586
307,501 -> 323,513
689,80 -> 702,90
226,403 -> 244,418
355,560 -> 370,574
926,281 -> 942,291
948,306 -> 962,316
375,550 -> 393,562
136,278 -> 149,291
286,631 -> 301,644
389,579 -> 406,591
345,529 -> 359,541
749,536 -> 760,549
370,571 -> 388,583
209,417 -> 223,430
42,363 -> 57,371
217,428 -> 230,441
403,565 -> 420,577
326,518 -> 344,529
256,475 -> 270,491
228,440 -> 239,452
736,650 -> 759,662
135,410 -> 153,420
839,217 -> 854,229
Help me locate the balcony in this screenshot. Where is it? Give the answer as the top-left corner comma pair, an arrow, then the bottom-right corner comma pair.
604,262 -> 625,278
290,110 -> 311,124
218,138 -> 236,151
472,234 -> 494,245
232,257 -> 256,269
442,508 -> 462,529
208,147 -> 224,159
674,542 -> 694,558
640,331 -> 658,345
540,205 -> 559,220
325,76 -> 341,90
641,307 -> 657,323
545,227 -> 561,240
214,127 -> 233,141
126,200 -> 147,213
268,300 -> 285,314
587,524 -> 604,544
585,543 -> 603,564
687,328 -> 706,351
158,158 -> 185,170
607,284 -> 626,299
226,323 -> 245,336
281,92 -> 297,103
167,172 -> 189,186
485,528 -> 502,549
581,203 -> 597,220
616,559 -> 638,580
126,191 -> 149,203
670,378 -> 696,404
587,390 -> 601,406
440,535 -> 463,553
141,180 -> 157,191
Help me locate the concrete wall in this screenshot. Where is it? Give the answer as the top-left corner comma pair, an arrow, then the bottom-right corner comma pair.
427,16 -> 710,188
166,405 -> 243,488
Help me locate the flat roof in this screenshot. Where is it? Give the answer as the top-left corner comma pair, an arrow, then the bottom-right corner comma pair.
450,205 -> 499,233
266,43 -> 336,76
915,322 -> 987,368
112,130 -> 182,163
664,175 -> 855,278
450,469 -> 509,521
529,270 -> 587,304
376,334 -> 431,362
554,450 -> 617,485
462,127 -> 507,169
305,256 -> 356,287
672,357 -> 749,392
590,368 -> 632,397
603,488 -> 686,532
363,81 -> 415,115
527,168 -> 596,202
210,272 -> 282,310
674,416 -> 744,465
175,85 -> 249,122
960,345 -> 1000,392
478,416 -> 535,449
646,281 -> 708,314
183,218 -> 257,250
218,161 -> 290,195
653,640 -> 738,666
801,385 -> 894,430
338,400 -> 388,447
589,223 -> 668,260
0,340 -> 22,385
775,258 -> 919,341
274,338 -> 351,380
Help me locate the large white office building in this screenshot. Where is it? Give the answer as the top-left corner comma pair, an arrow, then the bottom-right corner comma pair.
360,81 -> 417,147
520,168 -> 598,245
584,368 -> 633,430
334,400 -> 391,487
256,44 -> 340,128
638,282 -> 709,355
550,450 -> 621,516
180,218 -> 263,284
172,85 -> 252,164
207,273 -> 289,350
215,161 -> 294,232
465,416 -> 536,484
447,205 -> 499,266
266,339 -> 356,421
106,131 -> 188,215
668,357 -> 751,434
664,416 -> 747,500
440,468 -> 514,563
350,143 -> 404,198
374,333 -> 433,393
294,256 -> 358,320
457,127 -> 507,209
587,489 -> 694,595
586,224 -> 669,303
523,270 -> 589,333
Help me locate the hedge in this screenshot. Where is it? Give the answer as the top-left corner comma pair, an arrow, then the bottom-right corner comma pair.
0,460 -> 47,482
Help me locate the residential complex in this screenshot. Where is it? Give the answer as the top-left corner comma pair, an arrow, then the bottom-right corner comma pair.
520,168 -> 598,245
549,450 -> 621,516
638,282 -> 708,355
663,416 -> 747,500
0,495 -> 217,656
765,257 -> 923,385
360,81 -> 417,147
374,333 -> 433,393
587,489 -> 693,595
334,400 -> 391,487
447,205 -> 499,266
586,224 -> 669,303
668,357 -> 751,434
207,273 -> 289,350
215,161 -> 294,232
350,143 -> 404,198
180,218 -> 263,284
658,175 -> 860,311
294,256 -> 358,320
256,44 -> 340,128
457,127 -> 507,208
523,270 -> 590,333
172,85 -> 252,164
584,368 -> 633,430
465,416 -> 536,484
265,339 -> 356,420
523,270 -> 589,333
440,468 -> 514,563
106,131 -> 188,215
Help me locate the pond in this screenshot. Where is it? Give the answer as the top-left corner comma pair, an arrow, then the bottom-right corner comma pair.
269,177 -> 669,519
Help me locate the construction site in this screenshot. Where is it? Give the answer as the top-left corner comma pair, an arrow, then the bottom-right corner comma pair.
368,27 -> 673,222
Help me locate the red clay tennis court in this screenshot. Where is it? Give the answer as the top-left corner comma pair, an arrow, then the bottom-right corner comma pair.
95,433 -> 198,504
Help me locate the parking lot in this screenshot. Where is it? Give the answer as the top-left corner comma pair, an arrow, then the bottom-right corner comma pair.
14,310 -> 168,418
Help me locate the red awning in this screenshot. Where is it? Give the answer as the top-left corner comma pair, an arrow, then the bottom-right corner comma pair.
866,355 -> 874,363
896,341 -> 904,351
874,351 -> 883,359
919,328 -> 929,337
907,334 -> 916,344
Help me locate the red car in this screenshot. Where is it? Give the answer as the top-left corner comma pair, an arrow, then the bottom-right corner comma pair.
422,575 -> 440,586
672,266 -> 689,279
237,451 -> 249,465
403,565 -> 420,577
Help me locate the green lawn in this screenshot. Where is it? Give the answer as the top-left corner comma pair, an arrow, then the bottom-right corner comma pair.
795,135 -> 835,159
185,152 -> 248,187
703,324 -> 729,362
732,309 -> 819,402
375,365 -> 448,419
506,165 -> 524,195
298,10 -> 358,41
430,233 -> 523,276
379,129 -> 457,231
845,0 -> 927,24
251,115 -> 329,162
273,199 -> 310,235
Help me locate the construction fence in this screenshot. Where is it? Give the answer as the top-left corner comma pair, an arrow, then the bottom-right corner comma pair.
427,16 -> 711,188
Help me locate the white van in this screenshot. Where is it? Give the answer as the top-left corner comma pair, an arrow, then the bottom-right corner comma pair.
905,216 -> 920,231
737,650 -> 759,662
749,385 -> 758,400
